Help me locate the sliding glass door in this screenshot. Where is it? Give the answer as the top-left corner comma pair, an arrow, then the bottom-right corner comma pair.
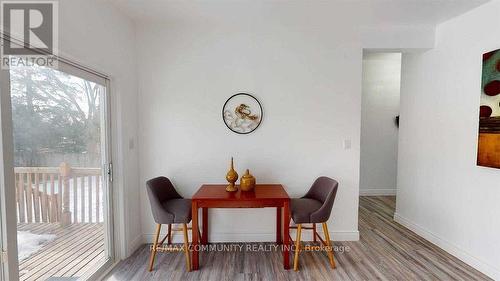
0,57 -> 114,280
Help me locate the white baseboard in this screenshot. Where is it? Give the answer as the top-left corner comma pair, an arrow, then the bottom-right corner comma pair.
142,230 -> 359,244
359,188 -> 396,196
394,213 -> 500,280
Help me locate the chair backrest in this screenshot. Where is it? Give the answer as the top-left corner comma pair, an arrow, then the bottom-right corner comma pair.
304,176 -> 339,222
146,177 -> 182,222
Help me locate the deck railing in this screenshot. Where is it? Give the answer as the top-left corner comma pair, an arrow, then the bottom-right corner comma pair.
15,162 -> 103,225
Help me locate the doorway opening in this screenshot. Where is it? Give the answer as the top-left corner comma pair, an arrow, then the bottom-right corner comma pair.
359,51 -> 402,209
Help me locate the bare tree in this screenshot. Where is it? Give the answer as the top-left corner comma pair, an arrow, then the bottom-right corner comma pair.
10,66 -> 102,166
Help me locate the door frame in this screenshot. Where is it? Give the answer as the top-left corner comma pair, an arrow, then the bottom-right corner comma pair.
0,67 -> 19,281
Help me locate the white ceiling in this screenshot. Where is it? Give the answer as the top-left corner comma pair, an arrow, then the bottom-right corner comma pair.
109,0 -> 491,26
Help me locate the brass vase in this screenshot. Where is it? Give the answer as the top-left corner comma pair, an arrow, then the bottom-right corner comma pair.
225,157 -> 239,192
240,169 -> 256,192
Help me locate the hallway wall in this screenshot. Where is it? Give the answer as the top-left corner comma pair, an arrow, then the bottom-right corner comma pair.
397,0 -> 500,279
360,53 -> 401,196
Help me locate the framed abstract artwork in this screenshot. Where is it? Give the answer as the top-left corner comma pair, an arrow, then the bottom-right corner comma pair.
222,93 -> 263,134
477,49 -> 500,168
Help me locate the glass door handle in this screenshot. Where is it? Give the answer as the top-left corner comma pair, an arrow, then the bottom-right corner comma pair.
107,162 -> 113,182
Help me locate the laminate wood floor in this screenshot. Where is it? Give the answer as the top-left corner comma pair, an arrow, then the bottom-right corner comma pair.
104,196 -> 491,281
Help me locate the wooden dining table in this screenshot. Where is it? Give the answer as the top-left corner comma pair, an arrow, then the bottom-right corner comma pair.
191,184 -> 291,270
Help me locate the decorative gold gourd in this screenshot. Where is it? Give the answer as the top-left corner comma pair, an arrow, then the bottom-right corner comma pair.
225,157 -> 239,192
240,169 -> 256,192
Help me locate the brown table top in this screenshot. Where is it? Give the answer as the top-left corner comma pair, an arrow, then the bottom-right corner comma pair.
192,184 -> 289,201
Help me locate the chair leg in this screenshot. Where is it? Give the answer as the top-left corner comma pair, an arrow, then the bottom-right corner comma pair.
322,222 -> 336,268
293,224 -> 302,271
167,224 -> 172,244
183,223 -> 191,272
148,224 -> 162,271
313,223 -> 317,243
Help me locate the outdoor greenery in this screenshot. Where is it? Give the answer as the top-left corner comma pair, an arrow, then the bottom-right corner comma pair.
10,66 -> 102,167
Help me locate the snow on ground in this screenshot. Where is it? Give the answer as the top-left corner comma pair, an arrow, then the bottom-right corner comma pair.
17,231 -> 56,260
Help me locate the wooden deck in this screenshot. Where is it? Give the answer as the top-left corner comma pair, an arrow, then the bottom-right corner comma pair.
18,223 -> 105,281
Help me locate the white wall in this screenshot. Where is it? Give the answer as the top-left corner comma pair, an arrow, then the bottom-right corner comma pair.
135,11 -> 434,242
360,53 -> 401,196
57,0 -> 141,258
137,23 -> 362,242
360,25 -> 435,51
397,0 -> 500,279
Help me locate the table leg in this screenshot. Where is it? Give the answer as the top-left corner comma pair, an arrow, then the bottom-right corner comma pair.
283,200 -> 290,270
192,202 -> 199,270
202,207 -> 208,245
276,207 -> 282,244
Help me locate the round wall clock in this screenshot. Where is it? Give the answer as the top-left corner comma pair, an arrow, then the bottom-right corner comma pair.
222,93 -> 263,134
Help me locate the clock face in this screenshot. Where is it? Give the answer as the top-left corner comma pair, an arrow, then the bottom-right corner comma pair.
222,93 -> 263,134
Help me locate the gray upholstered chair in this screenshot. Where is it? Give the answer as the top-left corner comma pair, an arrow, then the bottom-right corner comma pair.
290,176 -> 339,271
146,176 -> 192,272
